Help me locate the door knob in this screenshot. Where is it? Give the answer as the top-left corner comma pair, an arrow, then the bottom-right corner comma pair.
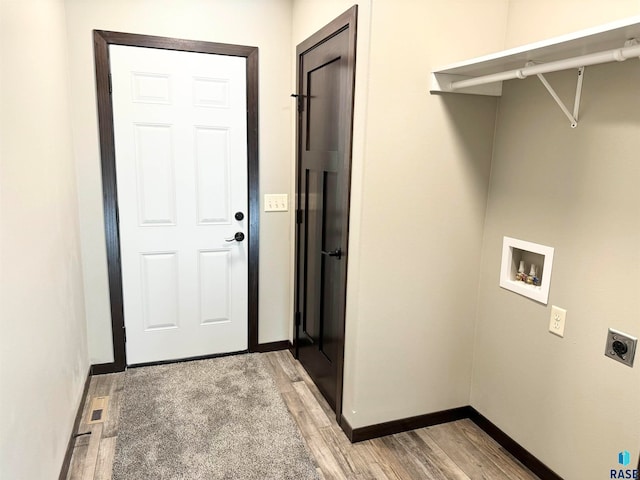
321,248 -> 342,260
235,212 -> 244,221
225,232 -> 245,242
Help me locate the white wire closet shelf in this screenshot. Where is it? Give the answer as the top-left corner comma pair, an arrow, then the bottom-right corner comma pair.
430,15 -> 640,104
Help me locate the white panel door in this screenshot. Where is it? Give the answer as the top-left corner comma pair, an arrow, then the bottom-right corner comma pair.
110,45 -> 248,365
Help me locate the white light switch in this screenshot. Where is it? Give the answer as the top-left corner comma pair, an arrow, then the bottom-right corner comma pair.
264,194 -> 288,212
549,305 -> 566,337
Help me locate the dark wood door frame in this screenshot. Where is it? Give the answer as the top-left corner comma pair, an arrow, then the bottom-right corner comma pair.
291,6 -> 357,424
92,30 -> 260,374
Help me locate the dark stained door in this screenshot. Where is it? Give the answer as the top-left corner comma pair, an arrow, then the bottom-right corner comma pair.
293,7 -> 357,420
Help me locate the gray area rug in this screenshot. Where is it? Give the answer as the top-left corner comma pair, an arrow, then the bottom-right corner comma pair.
112,354 -> 319,479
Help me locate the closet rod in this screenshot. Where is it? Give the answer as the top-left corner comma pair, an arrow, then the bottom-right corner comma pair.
449,41 -> 640,91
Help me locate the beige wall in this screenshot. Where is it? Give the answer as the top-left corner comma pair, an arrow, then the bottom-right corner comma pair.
0,0 -> 89,478
293,0 -> 509,429
64,0 -> 294,363
343,0 -> 509,428
472,18 -> 640,480
504,0 -> 640,47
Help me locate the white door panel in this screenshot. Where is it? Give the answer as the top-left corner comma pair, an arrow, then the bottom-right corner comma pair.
110,45 -> 248,365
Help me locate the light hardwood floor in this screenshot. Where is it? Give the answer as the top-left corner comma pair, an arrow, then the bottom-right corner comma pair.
67,351 -> 539,479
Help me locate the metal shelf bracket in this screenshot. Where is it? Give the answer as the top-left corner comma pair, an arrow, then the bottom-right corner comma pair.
534,65 -> 584,128
533,38 -> 637,128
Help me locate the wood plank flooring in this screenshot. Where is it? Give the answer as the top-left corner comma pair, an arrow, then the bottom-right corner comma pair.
66,351 -> 538,479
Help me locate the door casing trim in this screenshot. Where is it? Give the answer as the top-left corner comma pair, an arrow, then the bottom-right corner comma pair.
93,30 -> 259,373
291,6 -> 358,424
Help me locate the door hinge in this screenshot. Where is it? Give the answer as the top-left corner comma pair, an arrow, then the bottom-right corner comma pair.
296,209 -> 303,224
295,312 -> 301,327
108,73 -> 113,94
123,326 -> 126,343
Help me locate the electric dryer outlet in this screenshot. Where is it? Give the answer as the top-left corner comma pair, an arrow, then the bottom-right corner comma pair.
604,329 -> 637,367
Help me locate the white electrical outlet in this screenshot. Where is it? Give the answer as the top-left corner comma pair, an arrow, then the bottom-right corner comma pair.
264,194 -> 288,212
549,305 -> 566,337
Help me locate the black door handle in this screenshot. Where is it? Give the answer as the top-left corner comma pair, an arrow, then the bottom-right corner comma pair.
321,248 -> 342,260
225,232 -> 245,242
